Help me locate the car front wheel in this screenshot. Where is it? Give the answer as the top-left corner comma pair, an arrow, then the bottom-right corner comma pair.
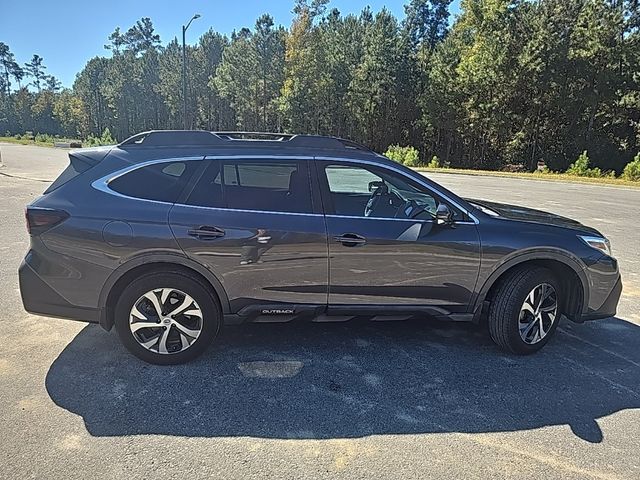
488,266 -> 561,354
114,271 -> 221,364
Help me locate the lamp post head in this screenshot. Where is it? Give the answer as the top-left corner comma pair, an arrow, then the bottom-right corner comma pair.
184,14 -> 201,31
182,13 -> 201,130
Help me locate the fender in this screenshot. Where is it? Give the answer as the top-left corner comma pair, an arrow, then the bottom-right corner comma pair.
469,247 -> 590,319
97,252 -> 231,330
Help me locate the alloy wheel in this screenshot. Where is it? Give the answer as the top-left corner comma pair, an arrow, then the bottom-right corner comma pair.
518,283 -> 558,345
129,288 -> 203,354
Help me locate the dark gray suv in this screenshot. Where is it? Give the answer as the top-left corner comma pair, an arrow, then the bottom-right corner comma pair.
19,131 -> 622,364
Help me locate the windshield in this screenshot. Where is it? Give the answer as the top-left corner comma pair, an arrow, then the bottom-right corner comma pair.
467,200 -> 500,217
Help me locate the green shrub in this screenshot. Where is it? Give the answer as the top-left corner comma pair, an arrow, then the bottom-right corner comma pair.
384,145 -> 420,166
85,127 -> 116,147
403,147 -> 420,167
566,151 -> 603,177
622,153 -> 640,181
14,134 -> 21,140
384,145 -> 405,164
427,155 -> 441,168
35,133 -> 55,144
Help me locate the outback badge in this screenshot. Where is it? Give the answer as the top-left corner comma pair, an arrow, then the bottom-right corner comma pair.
261,308 -> 295,315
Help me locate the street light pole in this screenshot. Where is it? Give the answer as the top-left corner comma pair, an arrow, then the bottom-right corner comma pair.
182,14 -> 201,130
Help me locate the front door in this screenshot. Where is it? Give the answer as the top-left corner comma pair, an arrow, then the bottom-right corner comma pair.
317,160 -> 481,313
169,157 -> 328,315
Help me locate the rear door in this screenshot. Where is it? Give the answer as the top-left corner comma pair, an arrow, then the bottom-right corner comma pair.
317,160 -> 481,314
169,157 -> 329,316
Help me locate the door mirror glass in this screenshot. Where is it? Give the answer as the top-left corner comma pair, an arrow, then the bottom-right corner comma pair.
435,203 -> 453,225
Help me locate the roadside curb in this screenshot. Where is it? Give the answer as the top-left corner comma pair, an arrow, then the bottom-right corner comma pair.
415,168 -> 640,190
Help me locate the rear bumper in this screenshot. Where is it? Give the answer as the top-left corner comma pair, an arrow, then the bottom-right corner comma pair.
580,275 -> 622,322
19,256 -> 100,323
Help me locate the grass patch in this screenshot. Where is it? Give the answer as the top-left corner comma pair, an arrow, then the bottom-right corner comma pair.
415,167 -> 640,188
0,136 -> 57,148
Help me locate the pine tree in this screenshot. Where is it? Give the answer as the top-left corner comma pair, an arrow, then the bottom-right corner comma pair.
280,0 -> 331,133
24,54 -> 47,92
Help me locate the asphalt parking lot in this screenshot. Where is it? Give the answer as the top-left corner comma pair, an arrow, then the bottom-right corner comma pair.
1,143 -> 639,479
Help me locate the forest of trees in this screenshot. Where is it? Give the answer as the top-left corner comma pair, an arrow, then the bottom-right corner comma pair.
1,0 -> 639,172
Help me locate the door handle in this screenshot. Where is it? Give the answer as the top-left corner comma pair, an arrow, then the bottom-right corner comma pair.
334,233 -> 367,247
188,225 -> 225,240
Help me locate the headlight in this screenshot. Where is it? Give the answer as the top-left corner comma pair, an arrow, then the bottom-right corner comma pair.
578,235 -> 612,257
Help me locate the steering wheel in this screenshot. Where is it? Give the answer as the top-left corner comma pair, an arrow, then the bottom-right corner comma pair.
365,182 -> 408,218
364,182 -> 389,217
364,181 -> 390,217
397,199 -> 429,219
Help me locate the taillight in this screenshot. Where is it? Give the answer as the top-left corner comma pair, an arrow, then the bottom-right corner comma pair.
25,207 -> 69,235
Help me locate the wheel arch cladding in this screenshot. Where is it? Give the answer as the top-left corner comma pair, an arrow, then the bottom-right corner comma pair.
99,257 -> 229,331
476,255 -> 587,322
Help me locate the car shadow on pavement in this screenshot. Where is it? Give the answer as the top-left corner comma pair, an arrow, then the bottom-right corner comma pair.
46,316 -> 640,443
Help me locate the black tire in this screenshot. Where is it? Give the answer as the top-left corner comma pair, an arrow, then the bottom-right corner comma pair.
114,270 -> 221,365
488,266 -> 561,355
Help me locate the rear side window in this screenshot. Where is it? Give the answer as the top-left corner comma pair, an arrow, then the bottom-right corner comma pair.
108,161 -> 198,203
186,160 -> 312,213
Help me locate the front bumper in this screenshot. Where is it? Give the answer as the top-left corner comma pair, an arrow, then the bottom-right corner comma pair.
580,275 -> 622,321
19,255 -> 100,323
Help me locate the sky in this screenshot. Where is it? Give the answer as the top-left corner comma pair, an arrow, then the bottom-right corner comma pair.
1,0 -> 461,88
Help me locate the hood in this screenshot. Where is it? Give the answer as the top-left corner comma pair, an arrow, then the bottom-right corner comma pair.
465,198 -> 602,235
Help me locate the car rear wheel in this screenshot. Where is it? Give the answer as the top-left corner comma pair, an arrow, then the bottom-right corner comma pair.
114,271 -> 221,364
488,267 -> 561,354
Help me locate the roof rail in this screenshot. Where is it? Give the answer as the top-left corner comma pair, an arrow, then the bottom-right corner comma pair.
335,138 -> 375,153
214,132 -> 295,141
119,130 -> 225,147
119,130 -> 374,153
213,131 -> 373,152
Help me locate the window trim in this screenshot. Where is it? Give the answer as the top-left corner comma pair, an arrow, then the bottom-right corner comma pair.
92,156 -> 205,205
171,203 -> 325,217
92,154 -> 478,224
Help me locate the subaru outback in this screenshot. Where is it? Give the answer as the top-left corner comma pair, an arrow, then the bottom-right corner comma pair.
19,131 -> 622,364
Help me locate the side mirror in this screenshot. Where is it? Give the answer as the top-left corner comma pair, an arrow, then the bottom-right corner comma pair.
435,203 -> 453,225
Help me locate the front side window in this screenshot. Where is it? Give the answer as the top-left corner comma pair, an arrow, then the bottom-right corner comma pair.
323,164 -> 443,220
108,160 -> 198,203
186,160 -> 312,214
